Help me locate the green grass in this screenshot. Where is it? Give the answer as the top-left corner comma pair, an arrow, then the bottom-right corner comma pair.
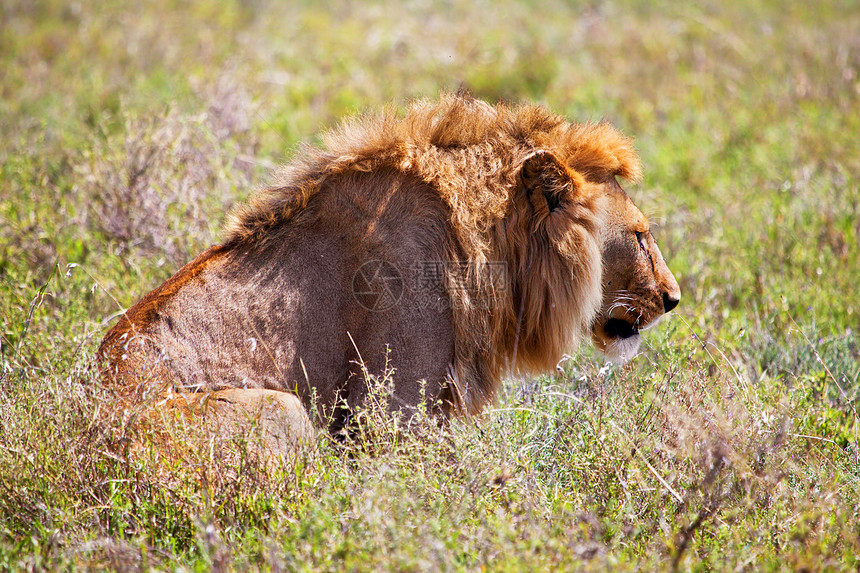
1,0 -> 858,570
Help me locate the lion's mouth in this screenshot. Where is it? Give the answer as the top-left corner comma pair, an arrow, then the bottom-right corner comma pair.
603,317 -> 639,339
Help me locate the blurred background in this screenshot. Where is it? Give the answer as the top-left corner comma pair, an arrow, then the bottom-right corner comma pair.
2,1 -> 857,343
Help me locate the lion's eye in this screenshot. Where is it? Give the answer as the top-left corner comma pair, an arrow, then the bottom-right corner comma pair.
635,231 -> 647,252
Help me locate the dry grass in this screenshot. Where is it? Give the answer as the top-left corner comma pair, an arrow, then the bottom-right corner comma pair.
76,81 -> 259,267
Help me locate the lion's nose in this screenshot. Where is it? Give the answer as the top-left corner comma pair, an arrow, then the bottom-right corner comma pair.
662,291 -> 679,313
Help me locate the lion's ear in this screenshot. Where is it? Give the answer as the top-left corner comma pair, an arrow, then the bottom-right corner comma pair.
520,150 -> 578,215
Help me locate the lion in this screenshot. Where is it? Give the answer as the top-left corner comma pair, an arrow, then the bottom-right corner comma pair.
98,93 -> 680,452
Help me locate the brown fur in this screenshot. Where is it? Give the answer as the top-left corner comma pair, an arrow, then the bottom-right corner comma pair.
99,93 -> 677,430
99,244 -> 229,399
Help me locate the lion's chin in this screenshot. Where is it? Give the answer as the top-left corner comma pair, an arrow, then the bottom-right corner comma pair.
602,333 -> 642,364
591,318 -> 643,364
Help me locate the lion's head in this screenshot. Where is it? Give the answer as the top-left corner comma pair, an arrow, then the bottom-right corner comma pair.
591,181 -> 681,363
491,142 -> 680,385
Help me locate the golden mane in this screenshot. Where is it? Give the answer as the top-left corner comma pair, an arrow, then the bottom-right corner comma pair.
225,93 -> 639,252
223,92 -> 642,414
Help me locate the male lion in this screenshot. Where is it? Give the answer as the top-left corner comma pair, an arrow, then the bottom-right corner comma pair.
99,93 -> 680,450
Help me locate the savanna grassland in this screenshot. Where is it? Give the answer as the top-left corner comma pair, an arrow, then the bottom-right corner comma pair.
1,0 -> 858,570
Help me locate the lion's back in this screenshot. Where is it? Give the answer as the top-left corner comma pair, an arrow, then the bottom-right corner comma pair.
99,168 -> 458,414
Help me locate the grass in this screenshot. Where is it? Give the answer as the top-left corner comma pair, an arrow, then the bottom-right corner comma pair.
1,0 -> 858,569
